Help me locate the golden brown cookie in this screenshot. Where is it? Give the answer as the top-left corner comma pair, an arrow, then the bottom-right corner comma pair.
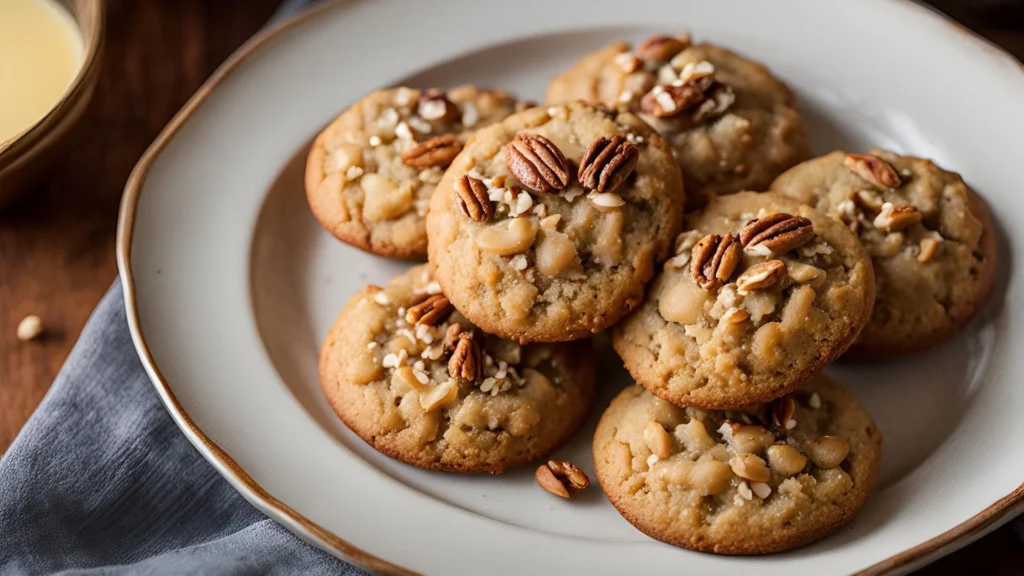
771,150 -> 997,358
613,192 -> 874,408
546,35 -> 810,207
319,265 -> 595,474
426,101 -> 685,343
592,376 -> 881,555
306,86 -> 521,258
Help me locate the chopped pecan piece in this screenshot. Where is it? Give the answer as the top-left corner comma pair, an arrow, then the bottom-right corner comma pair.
639,77 -> 714,117
401,134 -> 462,168
578,135 -> 639,194
417,89 -> 461,123
536,460 -> 589,498
635,34 -> 690,64
505,133 -> 570,193
447,333 -> 482,382
405,294 -> 452,327
736,260 -> 788,294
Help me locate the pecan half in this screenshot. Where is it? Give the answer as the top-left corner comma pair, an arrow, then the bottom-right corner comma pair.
536,460 -> 589,498
578,135 -> 639,194
505,133 -> 570,193
448,333 -> 481,382
639,77 -> 713,117
690,233 -> 742,289
740,213 -> 815,257
873,202 -> 922,232
405,294 -> 452,326
402,134 -> 462,168
635,34 -> 690,64
454,175 -> 493,222
736,260 -> 788,294
417,89 -> 460,123
843,153 -> 902,189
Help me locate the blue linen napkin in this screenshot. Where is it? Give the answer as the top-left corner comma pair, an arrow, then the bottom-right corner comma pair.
0,1 -> 1020,574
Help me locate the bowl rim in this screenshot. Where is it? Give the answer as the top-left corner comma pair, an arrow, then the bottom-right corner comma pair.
115,1 -> 1024,574
0,0 -> 106,161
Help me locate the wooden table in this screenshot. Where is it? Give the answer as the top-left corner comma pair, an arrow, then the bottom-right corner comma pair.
0,0 -> 1020,571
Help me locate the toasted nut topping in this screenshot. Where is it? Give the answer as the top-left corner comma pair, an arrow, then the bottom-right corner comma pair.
740,213 -> 815,257
751,481 -> 772,499
677,60 -> 715,84
536,460 -> 589,499
419,379 -> 458,412
639,78 -> 713,117
635,34 -> 691,64
454,175 -> 494,222
417,89 -> 460,123
737,480 -> 754,500
690,233 -> 742,289
402,134 -> 462,168
505,133 -> 570,193
736,259 -> 787,294
771,395 -> 796,430
918,236 -> 941,262
16,315 -> 43,341
720,308 -> 750,324
448,334 -> 482,382
474,216 -> 539,255
854,189 -> 884,212
873,202 -> 922,232
394,365 -> 430,392
803,436 -> 849,469
843,153 -> 902,189
578,135 -> 639,194
405,294 -> 452,327
613,51 -> 642,73
587,191 -> 625,212
766,444 -> 808,477
785,260 -> 826,286
729,453 -> 771,482
643,421 -> 672,459
442,323 -> 464,352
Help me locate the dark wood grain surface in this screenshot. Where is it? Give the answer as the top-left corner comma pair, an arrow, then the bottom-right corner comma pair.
0,0 -> 1019,571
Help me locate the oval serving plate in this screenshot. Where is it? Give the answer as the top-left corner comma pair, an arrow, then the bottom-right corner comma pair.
117,0 -> 1024,574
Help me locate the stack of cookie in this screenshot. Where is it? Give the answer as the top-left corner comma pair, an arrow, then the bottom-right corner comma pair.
306,31 -> 996,557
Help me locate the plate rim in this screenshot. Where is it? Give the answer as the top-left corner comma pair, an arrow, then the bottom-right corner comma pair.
115,1 -> 1024,574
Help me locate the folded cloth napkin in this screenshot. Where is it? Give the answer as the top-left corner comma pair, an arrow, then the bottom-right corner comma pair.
0,2 -> 1021,575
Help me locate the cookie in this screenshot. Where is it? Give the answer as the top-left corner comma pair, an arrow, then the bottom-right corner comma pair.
306,86 -> 522,258
427,101 -> 685,343
592,375 -> 882,555
546,35 -> 811,207
319,265 -> 595,474
613,192 -> 874,408
771,149 -> 997,358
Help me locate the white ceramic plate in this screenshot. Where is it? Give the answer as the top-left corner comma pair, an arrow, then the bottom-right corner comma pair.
117,1 -> 1024,573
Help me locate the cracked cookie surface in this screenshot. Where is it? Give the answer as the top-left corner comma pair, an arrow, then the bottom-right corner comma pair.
592,376 -> 881,555
546,37 -> 810,207
306,86 -> 521,258
613,192 -> 874,408
427,101 -> 685,343
772,149 -> 997,358
319,265 -> 594,474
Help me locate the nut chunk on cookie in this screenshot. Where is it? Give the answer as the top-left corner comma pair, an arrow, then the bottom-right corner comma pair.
319,265 -> 595,474
592,376 -> 882,555
427,101 -> 685,343
306,86 -> 521,259
547,34 -> 810,207
613,192 -> 875,409
771,149 -> 997,358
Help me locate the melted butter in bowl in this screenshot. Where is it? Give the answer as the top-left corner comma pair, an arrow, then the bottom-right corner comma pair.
0,0 -> 85,144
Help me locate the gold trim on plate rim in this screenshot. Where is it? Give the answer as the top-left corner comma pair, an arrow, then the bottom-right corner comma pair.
115,1 -> 1023,574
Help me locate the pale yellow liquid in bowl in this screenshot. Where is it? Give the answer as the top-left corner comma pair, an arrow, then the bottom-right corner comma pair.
0,0 -> 85,144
